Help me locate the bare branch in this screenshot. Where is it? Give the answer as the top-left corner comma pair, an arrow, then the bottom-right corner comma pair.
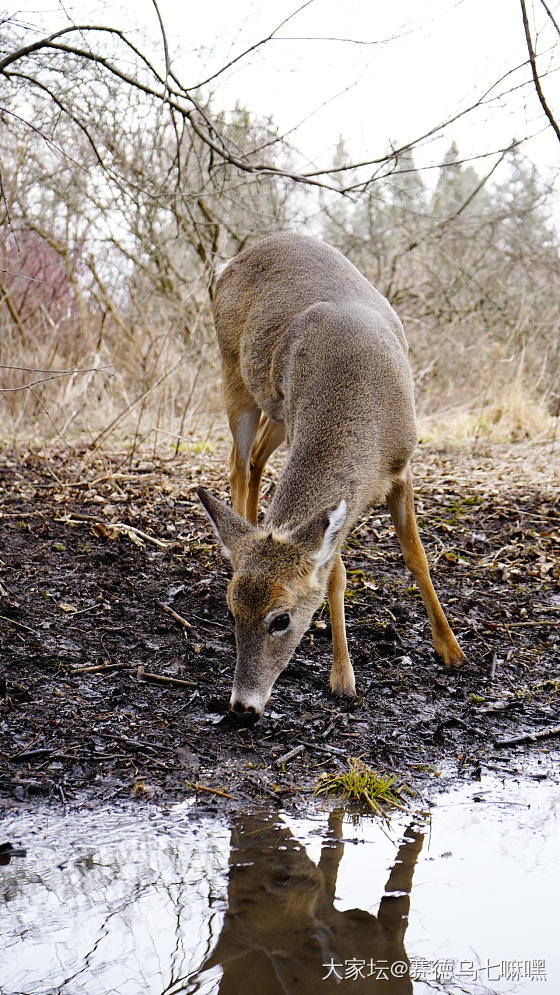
151,0 -> 171,84
0,104 -> 86,168
0,367 -> 114,391
190,0 -> 316,90
1,8 -> 557,202
520,0 -> 560,143
5,71 -> 105,166
0,165 -> 18,245
538,0 -> 560,38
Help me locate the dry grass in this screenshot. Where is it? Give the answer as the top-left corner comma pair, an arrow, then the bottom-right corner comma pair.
418,381 -> 558,447
0,321 -> 223,457
1,311 -> 558,456
2,348 -> 558,458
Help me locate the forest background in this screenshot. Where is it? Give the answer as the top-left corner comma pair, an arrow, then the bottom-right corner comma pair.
1,0 -> 559,456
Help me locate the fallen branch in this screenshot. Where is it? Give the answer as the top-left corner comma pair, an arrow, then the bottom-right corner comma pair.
157,601 -> 194,631
59,515 -> 172,549
5,732 -> 44,759
275,743 -> 305,766
190,782 -> 236,800
297,739 -> 347,757
106,522 -> 172,549
499,620 -> 554,628
0,510 -> 47,518
71,661 -> 132,674
13,747 -> 54,762
494,724 -> 560,747
136,664 -> 196,687
0,614 -> 40,636
95,730 -> 172,756
477,698 -> 521,715
61,602 -> 103,618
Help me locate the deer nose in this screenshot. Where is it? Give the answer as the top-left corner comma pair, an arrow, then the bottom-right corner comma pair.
229,699 -> 260,720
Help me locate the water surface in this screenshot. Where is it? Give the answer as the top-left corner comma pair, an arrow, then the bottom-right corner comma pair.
1,774 -> 557,994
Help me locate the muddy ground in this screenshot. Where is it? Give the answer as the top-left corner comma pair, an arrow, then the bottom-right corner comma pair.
0,441 -> 559,817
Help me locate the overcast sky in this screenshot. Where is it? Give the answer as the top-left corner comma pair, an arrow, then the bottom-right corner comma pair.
17,0 -> 560,183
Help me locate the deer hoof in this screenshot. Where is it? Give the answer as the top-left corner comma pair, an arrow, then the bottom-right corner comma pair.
437,637 -> 466,669
329,675 -> 357,697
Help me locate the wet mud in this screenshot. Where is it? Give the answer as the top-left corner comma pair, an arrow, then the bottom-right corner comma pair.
1,444 -> 559,815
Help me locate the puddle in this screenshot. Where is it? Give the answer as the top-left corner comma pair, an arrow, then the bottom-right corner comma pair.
1,775 -> 558,994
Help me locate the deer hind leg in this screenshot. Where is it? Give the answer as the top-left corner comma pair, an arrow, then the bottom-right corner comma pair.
225,386 -> 261,519
387,468 -> 465,668
327,553 -> 356,696
246,417 -> 286,525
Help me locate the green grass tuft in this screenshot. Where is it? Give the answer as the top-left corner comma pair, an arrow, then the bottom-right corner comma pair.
314,758 -> 408,817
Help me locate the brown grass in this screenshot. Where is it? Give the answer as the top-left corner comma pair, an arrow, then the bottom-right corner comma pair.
418,381 -> 558,447
1,316 -> 558,455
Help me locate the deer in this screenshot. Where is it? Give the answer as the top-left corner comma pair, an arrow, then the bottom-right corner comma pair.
197,232 -> 464,719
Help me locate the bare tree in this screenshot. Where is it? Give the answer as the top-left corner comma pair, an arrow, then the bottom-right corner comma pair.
2,3 -> 559,200
322,141 -> 560,430
1,4 -> 559,447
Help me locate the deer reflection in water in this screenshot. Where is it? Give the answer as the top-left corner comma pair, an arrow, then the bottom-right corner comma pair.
195,810 -> 424,994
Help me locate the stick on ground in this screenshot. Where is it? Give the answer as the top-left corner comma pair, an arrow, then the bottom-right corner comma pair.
136,664 -> 196,687
494,724 -> 560,747
158,602 -> 195,631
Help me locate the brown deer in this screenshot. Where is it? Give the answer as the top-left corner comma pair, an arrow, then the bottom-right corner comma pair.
198,232 -> 464,718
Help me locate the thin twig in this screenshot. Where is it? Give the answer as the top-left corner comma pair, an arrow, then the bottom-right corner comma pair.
6,732 -> 44,760
157,601 -> 194,631
0,614 -> 40,636
61,602 -> 104,619
71,661 -> 132,674
60,516 -> 172,549
520,0 -> 560,143
497,620 -> 552,628
275,744 -> 306,766
190,782 -> 236,800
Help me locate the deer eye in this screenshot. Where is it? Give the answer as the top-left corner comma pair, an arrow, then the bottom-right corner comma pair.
268,612 -> 291,634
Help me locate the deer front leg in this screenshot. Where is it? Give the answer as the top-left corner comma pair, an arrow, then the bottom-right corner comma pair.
327,553 -> 356,696
229,443 -> 249,518
387,468 -> 465,668
227,404 -> 260,519
246,417 -> 286,525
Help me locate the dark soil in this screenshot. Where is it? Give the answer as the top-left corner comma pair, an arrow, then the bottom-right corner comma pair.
1,443 -> 559,817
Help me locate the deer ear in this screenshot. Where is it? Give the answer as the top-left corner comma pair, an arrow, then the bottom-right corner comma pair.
290,500 -> 347,570
197,488 -> 255,559
312,500 -> 347,568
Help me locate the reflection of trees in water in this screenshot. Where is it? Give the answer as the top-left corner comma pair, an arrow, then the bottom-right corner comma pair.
2,818 -> 230,995
191,810 -> 424,995
3,810 -> 424,994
